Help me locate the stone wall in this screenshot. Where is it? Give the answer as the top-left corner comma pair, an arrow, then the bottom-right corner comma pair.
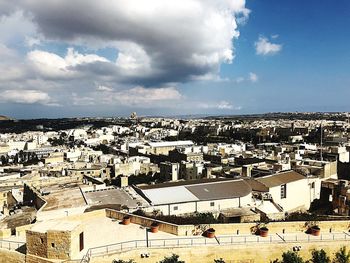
106,209 -> 179,235
23,184 -> 46,211
26,230 -> 48,258
47,230 -> 71,260
177,220 -> 350,236
0,248 -> 25,263
26,229 -> 73,260
105,209 -> 350,237
25,254 -> 56,263
89,241 -> 350,263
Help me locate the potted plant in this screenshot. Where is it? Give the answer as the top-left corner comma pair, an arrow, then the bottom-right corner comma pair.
254,223 -> 269,237
150,222 -> 159,233
259,226 -> 269,237
310,225 -> 321,236
206,228 -> 216,238
122,215 -> 131,225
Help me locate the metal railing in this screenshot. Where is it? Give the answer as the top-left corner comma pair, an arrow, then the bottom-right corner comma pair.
0,239 -> 26,252
80,232 -> 350,263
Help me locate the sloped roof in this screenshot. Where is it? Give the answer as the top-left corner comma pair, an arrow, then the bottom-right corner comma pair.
256,170 -> 306,188
147,140 -> 193,148
138,179 -> 252,205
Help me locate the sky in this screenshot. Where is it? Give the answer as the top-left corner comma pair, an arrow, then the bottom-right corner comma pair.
0,0 -> 349,119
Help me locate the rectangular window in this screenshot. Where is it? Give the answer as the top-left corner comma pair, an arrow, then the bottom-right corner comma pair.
173,206 -> 178,211
79,232 -> 84,251
281,184 -> 287,199
210,202 -> 215,207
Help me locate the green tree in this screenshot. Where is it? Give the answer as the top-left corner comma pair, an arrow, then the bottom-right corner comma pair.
112,260 -> 135,263
333,247 -> 350,263
272,251 -> 304,263
310,249 -> 330,263
159,254 -> 185,263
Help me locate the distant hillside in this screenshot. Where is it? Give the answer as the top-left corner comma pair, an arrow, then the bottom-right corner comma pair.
0,115 -> 11,121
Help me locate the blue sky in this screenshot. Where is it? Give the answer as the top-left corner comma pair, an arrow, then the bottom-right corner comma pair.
0,0 -> 349,118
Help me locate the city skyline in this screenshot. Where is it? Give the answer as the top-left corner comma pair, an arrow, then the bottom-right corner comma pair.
0,0 -> 350,118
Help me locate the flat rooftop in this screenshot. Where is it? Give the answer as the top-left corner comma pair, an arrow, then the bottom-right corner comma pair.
41,183 -> 86,211
83,188 -> 140,208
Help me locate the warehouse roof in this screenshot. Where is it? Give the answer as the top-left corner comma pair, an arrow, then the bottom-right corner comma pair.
146,140 -> 193,148
255,170 -> 306,188
136,179 -> 252,205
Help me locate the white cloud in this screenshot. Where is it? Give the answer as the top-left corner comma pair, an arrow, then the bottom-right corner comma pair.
0,11 -> 37,46
113,86 -> 182,106
217,101 -> 234,109
0,1 -> 251,112
72,93 -> 96,106
0,89 -> 56,105
255,36 -> 282,56
27,48 -> 109,79
19,0 -> 249,84
72,86 -> 182,107
97,85 -> 113,92
197,100 -> 240,110
249,72 -> 258,83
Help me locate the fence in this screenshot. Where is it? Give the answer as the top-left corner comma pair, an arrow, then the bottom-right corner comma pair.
0,239 -> 26,253
81,231 -> 350,262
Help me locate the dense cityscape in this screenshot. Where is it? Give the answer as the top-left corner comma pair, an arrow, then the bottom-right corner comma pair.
1,0 -> 350,262
0,112 -> 350,262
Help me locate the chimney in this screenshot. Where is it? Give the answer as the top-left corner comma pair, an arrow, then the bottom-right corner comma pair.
242,165 -> 252,177
120,176 -> 128,188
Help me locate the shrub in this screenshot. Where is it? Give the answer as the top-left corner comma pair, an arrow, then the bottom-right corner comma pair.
310,249 -> 330,263
159,254 -> 185,263
272,251 -> 305,263
333,247 -> 350,263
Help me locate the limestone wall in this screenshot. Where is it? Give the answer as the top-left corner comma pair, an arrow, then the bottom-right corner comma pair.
46,230 -> 71,260
106,209 -> 179,235
0,228 -> 11,239
26,229 -> 73,260
26,230 -> 48,258
105,209 -> 350,236
25,254 -> 56,263
89,241 -> 350,263
0,248 -> 25,263
177,220 -> 350,236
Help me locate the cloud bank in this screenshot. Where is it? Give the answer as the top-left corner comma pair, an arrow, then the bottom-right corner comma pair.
0,0 -> 249,114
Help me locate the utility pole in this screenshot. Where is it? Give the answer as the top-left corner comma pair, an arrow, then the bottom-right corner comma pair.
320,121 -> 323,162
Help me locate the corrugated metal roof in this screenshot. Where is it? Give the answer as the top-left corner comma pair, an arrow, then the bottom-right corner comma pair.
139,179 -> 252,205
186,180 -> 251,200
256,170 -> 305,188
141,186 -> 198,205
147,140 -> 193,148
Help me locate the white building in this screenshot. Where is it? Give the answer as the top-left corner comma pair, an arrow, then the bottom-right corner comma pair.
249,170 -> 321,212
134,179 -> 252,216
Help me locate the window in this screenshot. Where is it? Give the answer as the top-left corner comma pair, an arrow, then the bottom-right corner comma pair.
51,243 -> 55,248
79,232 -> 84,251
311,182 -> 315,189
281,184 -> 287,199
173,206 -> 178,211
210,202 -> 215,207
